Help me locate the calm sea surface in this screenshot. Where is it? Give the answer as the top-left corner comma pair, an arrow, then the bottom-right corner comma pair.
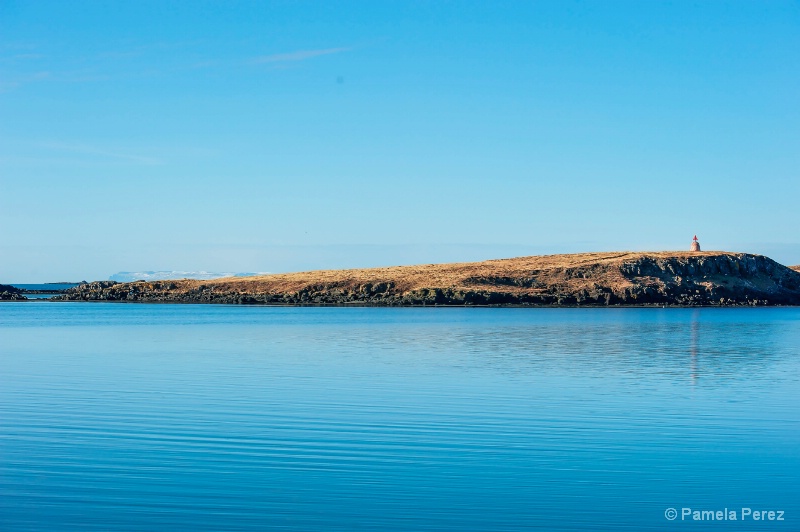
8,285 -> 80,300
1,303 -> 798,530
9,284 -> 81,291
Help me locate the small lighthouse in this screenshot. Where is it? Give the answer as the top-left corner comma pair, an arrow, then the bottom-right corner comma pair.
690,235 -> 701,252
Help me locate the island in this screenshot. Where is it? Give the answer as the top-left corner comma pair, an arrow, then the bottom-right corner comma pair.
0,284 -> 26,301
52,251 -> 800,306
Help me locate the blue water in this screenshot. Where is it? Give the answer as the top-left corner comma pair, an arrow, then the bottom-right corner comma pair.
9,283 -> 81,291
1,304 -> 798,530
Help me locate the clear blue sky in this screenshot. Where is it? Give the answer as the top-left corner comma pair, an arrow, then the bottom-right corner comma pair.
1,1 -> 798,282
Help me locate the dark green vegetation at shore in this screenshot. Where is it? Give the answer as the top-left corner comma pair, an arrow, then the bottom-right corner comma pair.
53,252 -> 800,306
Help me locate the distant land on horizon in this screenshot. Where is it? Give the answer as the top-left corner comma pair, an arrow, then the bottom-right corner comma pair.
108,271 -> 269,283
52,251 -> 800,307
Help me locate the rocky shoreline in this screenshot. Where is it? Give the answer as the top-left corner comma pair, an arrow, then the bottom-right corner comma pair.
51,252 -> 800,306
0,284 -> 27,301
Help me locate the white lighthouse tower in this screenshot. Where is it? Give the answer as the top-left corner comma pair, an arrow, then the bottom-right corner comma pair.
690,235 -> 701,252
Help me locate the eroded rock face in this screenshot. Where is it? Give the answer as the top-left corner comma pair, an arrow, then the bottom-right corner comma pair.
614,254 -> 800,306
55,281 -> 119,301
54,253 -> 800,307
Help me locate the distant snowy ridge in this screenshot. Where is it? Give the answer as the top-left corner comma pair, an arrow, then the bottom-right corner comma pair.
109,271 -> 268,282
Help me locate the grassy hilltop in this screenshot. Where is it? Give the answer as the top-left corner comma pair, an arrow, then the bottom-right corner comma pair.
56,251 -> 800,306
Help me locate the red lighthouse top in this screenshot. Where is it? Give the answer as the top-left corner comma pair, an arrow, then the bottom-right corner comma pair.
693,235 -> 698,241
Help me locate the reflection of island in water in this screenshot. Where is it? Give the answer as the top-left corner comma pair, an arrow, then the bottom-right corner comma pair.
290,307 -> 794,384
690,309 -> 699,385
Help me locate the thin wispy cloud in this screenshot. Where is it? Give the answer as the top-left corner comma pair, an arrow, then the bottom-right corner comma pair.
96,39 -> 208,60
253,47 -> 351,64
0,53 -> 44,63
0,41 -> 354,94
40,141 -> 162,165
0,71 -> 50,93
0,39 -> 211,93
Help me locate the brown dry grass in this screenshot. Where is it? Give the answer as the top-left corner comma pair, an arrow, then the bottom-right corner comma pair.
150,251 -> 745,295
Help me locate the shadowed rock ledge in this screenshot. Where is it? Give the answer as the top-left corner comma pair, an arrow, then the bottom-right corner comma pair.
54,252 -> 800,306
